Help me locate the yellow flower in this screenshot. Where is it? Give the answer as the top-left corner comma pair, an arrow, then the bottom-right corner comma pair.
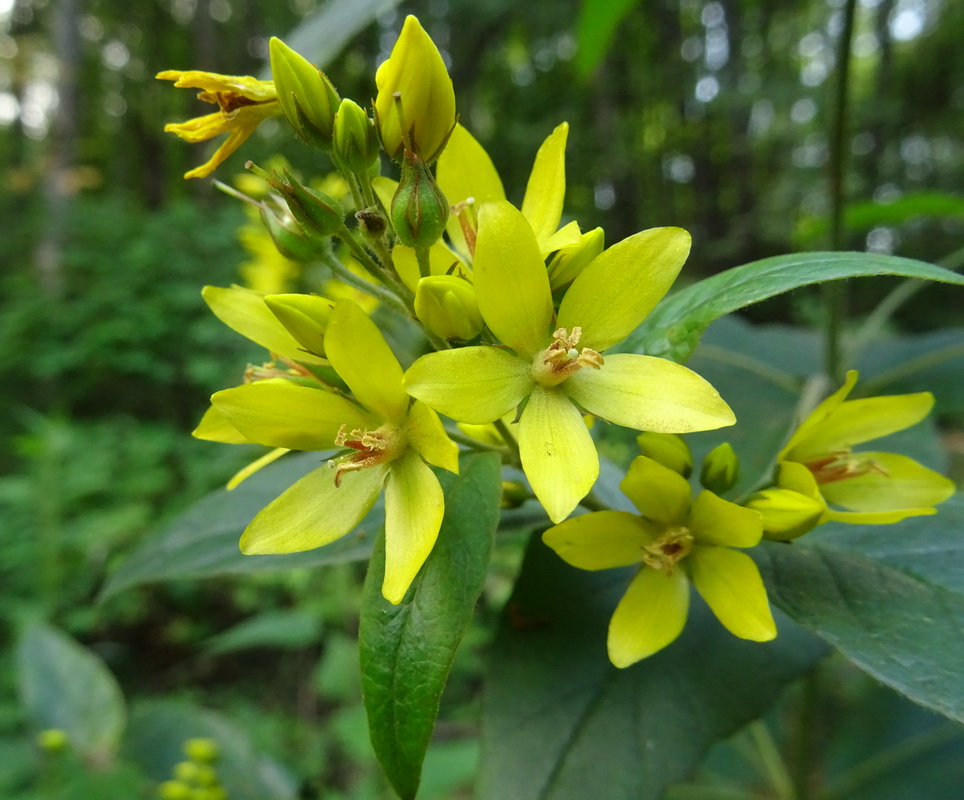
544,455 -> 775,667
209,299 -> 459,604
374,15 -> 456,163
404,200 -> 735,522
747,370 -> 956,537
157,70 -> 282,179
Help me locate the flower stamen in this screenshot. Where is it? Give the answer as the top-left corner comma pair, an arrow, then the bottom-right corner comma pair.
640,526 -> 694,573
804,450 -> 890,485
532,327 -> 604,387
333,424 -> 401,486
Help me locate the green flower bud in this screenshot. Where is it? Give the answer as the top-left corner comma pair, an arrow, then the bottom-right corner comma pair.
157,780 -> 192,800
272,169 -> 345,238
192,788 -> 228,800
173,761 -> 201,783
700,442 -> 739,494
269,37 -> 340,147
264,293 -> 335,358
333,98 -> 380,175
259,207 -> 327,264
191,764 -> 219,787
414,275 -> 483,340
391,152 -> 449,248
36,729 -> 69,753
183,738 -> 220,764
745,488 -> 824,541
635,432 -> 692,477
548,227 -> 604,290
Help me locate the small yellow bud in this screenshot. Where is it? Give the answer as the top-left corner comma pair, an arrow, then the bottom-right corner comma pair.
501,480 -> 529,509
547,227 -> 604,290
700,442 -> 739,494
374,16 -> 456,163
744,488 -> 824,541
190,764 -> 219,787
414,275 -> 483,341
264,293 -> 335,358
36,729 -> 69,752
635,432 -> 692,477
391,152 -> 449,248
158,779 -> 192,800
173,761 -> 201,783
269,37 -> 340,147
333,98 -> 380,174
183,737 -> 220,764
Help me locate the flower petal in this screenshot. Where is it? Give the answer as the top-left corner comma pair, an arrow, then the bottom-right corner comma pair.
202,285 -> 326,364
324,300 -> 408,423
473,201 -> 553,358
382,454 -> 445,604
541,220 -> 583,256
240,463 -> 386,554
542,510 -> 659,570
227,447 -> 290,490
608,567 -> 690,668
689,490 -> 763,548
688,546 -> 776,642
784,391 -> 934,463
404,346 -> 533,424
825,507 -> 936,525
192,405 -> 250,444
405,400 -> 459,473
780,370 -> 858,458
558,227 -> 691,352
519,386 -> 598,523
212,379 -> 373,450
819,451 -> 956,512
521,122 -> 568,250
620,455 -> 691,526
567,353 -> 735,433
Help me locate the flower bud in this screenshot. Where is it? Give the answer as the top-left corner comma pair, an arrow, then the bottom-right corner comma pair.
157,780 -> 192,800
173,761 -> 201,783
548,227 -> 604,290
37,729 -> 69,753
374,15 -> 456,163
264,293 -> 335,358
272,169 -> 345,238
259,207 -> 328,263
744,488 -> 824,541
501,480 -> 529,509
269,37 -> 340,147
700,442 -> 739,494
635,432 -> 692,477
333,98 -> 380,175
391,152 -> 449,248
414,275 -> 483,340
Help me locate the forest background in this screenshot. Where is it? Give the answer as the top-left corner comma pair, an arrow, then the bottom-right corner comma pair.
2,0 -> 964,797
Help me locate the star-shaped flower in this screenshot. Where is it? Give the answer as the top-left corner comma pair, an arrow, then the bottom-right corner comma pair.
544,455 -> 775,667
404,200 -> 735,522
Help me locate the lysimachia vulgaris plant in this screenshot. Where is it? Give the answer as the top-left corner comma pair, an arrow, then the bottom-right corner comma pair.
147,13 -> 964,799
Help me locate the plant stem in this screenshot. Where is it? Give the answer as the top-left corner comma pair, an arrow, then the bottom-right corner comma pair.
747,721 -> 795,800
823,0 -> 858,385
790,669 -> 822,800
446,428 -> 510,455
493,418 -> 521,465
578,488 -> 612,513
321,251 -> 410,316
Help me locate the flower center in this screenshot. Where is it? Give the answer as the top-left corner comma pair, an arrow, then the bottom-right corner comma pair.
333,423 -> 403,486
531,327 -> 604,388
804,450 -> 889,485
640,526 -> 694,573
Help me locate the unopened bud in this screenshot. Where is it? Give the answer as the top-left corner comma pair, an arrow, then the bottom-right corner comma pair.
37,729 -> 69,753
269,37 -> 340,147
173,761 -> 201,783
157,780 -> 192,800
334,98 -> 380,174
635,432 -> 692,477
744,489 -> 824,541
414,275 -> 483,340
700,442 -> 739,494
184,738 -> 219,764
548,227 -> 604,290
272,169 -> 345,238
391,151 -> 449,247
264,293 -> 335,358
501,480 -> 528,509
259,207 -> 327,263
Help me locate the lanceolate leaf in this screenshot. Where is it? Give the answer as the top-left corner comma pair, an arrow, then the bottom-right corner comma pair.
359,452 -> 501,800
479,540 -> 826,800
620,253 -> 964,362
756,533 -> 964,724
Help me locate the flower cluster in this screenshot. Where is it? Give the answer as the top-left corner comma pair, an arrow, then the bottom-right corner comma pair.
160,17 -> 954,664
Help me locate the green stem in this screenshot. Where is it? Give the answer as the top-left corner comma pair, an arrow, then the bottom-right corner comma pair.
415,245 -> 432,279
747,720 -> 795,800
823,0 -> 858,385
578,488 -> 612,513
321,250 -> 409,316
790,669 -> 822,800
493,418 -> 521,466
446,428 -> 510,455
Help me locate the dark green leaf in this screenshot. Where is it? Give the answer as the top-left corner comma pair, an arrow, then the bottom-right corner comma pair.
100,452 -> 381,600
16,622 -> 126,765
574,0 -> 640,78
200,609 -> 323,656
359,452 -> 501,800
620,253 -> 964,362
756,536 -> 964,724
122,700 -> 296,800
479,540 -> 826,800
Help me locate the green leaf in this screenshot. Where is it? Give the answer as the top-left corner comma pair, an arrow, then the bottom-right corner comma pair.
201,609 -> 323,656
16,622 -> 126,765
574,0 -> 640,78
621,253 -> 964,362
756,535 -> 964,724
122,700 -> 297,800
479,539 -> 826,800
100,452 -> 381,600
359,452 -> 501,800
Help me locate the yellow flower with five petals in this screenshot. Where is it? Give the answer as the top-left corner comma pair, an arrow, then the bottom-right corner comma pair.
544,455 -> 775,667
210,299 -> 459,604
404,200 -> 735,523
